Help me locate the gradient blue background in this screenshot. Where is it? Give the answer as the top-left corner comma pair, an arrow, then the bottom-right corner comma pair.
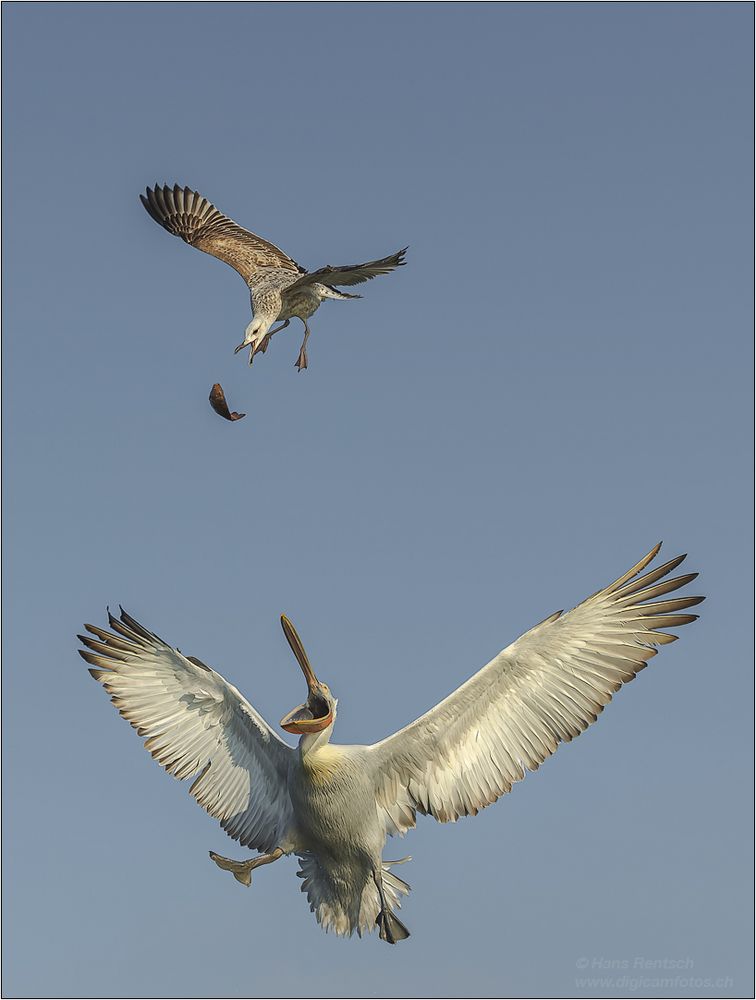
3,4 -> 753,998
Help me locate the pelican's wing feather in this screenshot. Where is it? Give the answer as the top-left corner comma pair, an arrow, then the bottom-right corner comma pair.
288,247 -> 407,289
79,609 -> 294,852
369,545 -> 703,834
140,184 -> 303,283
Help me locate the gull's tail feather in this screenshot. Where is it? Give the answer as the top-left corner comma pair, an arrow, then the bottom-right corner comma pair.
321,285 -> 362,300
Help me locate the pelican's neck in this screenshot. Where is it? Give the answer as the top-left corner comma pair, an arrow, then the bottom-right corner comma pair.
298,720 -> 335,758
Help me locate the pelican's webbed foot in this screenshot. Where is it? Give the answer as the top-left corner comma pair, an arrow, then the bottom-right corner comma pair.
376,908 -> 411,944
209,847 -> 284,887
373,867 -> 411,944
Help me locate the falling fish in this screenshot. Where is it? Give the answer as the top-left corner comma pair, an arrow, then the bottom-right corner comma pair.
209,383 -> 245,422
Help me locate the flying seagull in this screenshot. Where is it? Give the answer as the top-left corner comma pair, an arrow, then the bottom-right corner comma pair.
79,543 -> 702,943
140,184 -> 407,370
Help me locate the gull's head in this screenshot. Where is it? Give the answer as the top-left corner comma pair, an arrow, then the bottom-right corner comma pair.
245,316 -> 271,345
279,615 -> 337,737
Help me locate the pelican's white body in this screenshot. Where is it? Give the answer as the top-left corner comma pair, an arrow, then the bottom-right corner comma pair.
285,736 -> 407,936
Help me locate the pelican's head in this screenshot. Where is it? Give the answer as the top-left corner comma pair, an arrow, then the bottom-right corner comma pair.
279,615 -> 336,738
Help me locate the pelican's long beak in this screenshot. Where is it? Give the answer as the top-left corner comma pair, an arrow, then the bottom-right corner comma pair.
279,615 -> 333,734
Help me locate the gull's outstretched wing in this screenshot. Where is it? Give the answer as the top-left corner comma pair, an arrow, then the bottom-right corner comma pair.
369,544 -> 703,835
288,247 -> 407,289
140,184 -> 303,283
79,609 -> 294,852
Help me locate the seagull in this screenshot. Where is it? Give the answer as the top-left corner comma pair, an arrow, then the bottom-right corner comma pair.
79,543 -> 702,943
140,184 -> 407,370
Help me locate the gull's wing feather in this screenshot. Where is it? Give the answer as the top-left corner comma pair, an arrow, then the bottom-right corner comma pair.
79,609 -> 294,852
140,184 -> 303,283
289,247 -> 408,289
368,545 -> 703,834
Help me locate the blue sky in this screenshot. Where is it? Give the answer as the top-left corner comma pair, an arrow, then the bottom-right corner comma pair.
3,3 -> 753,997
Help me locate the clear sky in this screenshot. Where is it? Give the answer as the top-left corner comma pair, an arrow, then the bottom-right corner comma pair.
2,3 -> 752,998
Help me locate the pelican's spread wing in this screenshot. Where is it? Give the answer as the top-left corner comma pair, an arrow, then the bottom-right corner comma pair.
369,544 -> 703,834
289,247 -> 408,289
140,184 -> 302,283
79,610 -> 294,852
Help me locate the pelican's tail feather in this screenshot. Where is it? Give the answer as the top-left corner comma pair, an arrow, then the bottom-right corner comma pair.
382,857 -> 412,898
296,853 -> 411,939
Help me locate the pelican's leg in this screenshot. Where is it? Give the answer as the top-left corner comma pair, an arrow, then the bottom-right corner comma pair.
209,847 -> 284,887
295,319 -> 311,372
372,868 -> 411,944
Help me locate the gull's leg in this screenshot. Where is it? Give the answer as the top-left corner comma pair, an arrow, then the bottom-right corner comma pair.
266,319 -> 291,339
295,319 -> 311,372
372,868 -> 410,944
209,847 -> 284,887
254,319 -> 290,357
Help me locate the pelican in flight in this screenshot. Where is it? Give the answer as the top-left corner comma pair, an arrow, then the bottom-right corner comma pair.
140,184 -> 407,370
78,543 -> 702,943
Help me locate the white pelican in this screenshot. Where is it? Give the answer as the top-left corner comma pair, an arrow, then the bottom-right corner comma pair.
79,543 -> 702,943
140,184 -> 407,370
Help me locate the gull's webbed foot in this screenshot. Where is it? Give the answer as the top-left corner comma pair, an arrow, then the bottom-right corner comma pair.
295,320 -> 311,372
254,333 -> 272,356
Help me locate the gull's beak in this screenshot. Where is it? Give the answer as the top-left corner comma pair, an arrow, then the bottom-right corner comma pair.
279,615 -> 333,734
